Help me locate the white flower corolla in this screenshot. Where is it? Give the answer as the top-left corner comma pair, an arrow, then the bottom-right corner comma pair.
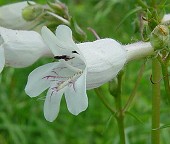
25,25 -> 127,122
0,27 -> 51,73
77,39 -> 127,89
0,1 -> 39,30
123,41 -> 153,62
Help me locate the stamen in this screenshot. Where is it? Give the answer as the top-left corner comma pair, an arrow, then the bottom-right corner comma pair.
52,66 -> 67,72
42,75 -> 67,80
52,70 -> 83,92
42,75 -> 57,80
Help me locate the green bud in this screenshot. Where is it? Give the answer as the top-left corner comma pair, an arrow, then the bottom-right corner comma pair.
108,78 -> 119,97
150,25 -> 169,50
22,4 -> 44,21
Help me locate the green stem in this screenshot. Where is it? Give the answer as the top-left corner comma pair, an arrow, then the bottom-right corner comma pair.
116,113 -> 125,144
94,88 -> 116,115
160,62 -> 170,103
151,58 -> 161,144
115,73 -> 126,144
46,11 -> 70,25
157,54 -> 170,103
123,61 -> 146,112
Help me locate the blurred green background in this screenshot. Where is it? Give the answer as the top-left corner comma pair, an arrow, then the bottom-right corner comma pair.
0,0 -> 170,144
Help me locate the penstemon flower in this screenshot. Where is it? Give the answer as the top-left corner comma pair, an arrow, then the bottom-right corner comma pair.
25,25 -> 127,122
0,27 -> 51,73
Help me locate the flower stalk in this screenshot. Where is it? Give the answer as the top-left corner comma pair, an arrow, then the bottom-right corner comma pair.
115,72 -> 126,144
161,63 -> 170,103
123,60 -> 146,112
46,11 -> 70,25
157,55 -> 170,103
151,58 -> 161,144
94,88 -> 116,115
108,71 -> 126,144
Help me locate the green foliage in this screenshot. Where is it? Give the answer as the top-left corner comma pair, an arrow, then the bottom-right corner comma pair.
0,0 -> 170,144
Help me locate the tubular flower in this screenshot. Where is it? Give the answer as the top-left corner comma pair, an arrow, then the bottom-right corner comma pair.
0,1 -> 40,30
0,27 -> 51,73
25,25 -> 127,122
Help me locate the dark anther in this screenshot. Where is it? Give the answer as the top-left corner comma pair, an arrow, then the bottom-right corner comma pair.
54,55 -> 75,61
72,51 -> 79,54
54,55 -> 67,59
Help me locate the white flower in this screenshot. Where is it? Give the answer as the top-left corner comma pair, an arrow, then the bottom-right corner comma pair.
25,25 -> 127,122
0,1 -> 39,30
0,27 -> 51,73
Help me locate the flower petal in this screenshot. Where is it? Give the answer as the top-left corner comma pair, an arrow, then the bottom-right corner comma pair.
25,61 -> 78,97
41,26 -> 71,56
0,46 -> 5,73
25,62 -> 60,97
64,70 -> 88,115
55,25 -> 84,57
44,84 -> 65,122
41,25 -> 82,57
55,25 -> 77,49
